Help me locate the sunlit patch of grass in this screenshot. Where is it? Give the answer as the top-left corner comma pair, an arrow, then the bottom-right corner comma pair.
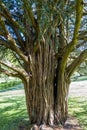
0,89 -> 87,130
69,97 -> 87,130
0,95 -> 29,130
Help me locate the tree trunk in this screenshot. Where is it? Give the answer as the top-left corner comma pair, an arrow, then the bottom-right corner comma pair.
25,78 -> 54,125
54,76 -> 70,125
23,42 -> 70,129
54,58 -> 70,125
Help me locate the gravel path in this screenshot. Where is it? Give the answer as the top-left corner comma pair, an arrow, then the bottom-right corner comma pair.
69,81 -> 87,97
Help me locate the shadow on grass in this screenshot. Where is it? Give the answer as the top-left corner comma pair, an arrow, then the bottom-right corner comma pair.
69,98 -> 87,130
0,96 -> 29,130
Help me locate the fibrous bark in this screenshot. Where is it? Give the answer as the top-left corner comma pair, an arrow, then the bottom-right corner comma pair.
23,40 -> 70,130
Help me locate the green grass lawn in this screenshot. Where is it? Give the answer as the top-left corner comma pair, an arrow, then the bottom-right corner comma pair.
0,95 -> 29,130
69,97 -> 87,130
0,90 -> 87,130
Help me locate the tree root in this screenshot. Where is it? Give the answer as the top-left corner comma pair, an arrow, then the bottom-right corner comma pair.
30,124 -> 63,130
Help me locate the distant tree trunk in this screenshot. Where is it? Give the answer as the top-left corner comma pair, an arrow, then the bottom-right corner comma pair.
23,41 -> 70,129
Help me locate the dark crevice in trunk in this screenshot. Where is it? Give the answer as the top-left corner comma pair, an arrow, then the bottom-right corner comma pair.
53,63 -> 58,107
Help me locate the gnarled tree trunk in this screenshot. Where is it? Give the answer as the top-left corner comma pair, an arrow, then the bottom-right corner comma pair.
23,41 -> 70,129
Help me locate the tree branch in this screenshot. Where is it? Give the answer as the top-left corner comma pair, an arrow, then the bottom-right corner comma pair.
76,40 -> 87,49
61,0 -> 83,71
66,49 -> 87,77
0,3 -> 25,34
0,9 -> 28,64
23,0 -> 39,32
0,38 -> 11,48
0,67 -> 20,78
7,34 -> 28,64
0,60 -> 29,81
0,31 -> 28,64
68,0 -> 83,50
0,60 -> 25,76
0,3 -> 29,55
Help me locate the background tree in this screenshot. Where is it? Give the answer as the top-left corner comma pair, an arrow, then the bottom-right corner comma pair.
0,0 -> 87,129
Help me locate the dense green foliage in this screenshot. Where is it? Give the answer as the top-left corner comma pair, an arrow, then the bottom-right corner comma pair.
0,80 -> 22,90
71,75 -> 87,81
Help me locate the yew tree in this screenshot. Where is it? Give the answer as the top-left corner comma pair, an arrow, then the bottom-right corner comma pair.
0,0 -> 87,129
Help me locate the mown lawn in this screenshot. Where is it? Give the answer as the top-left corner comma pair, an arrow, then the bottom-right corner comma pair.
69,97 -> 87,130
0,90 -> 87,130
0,94 -> 29,130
